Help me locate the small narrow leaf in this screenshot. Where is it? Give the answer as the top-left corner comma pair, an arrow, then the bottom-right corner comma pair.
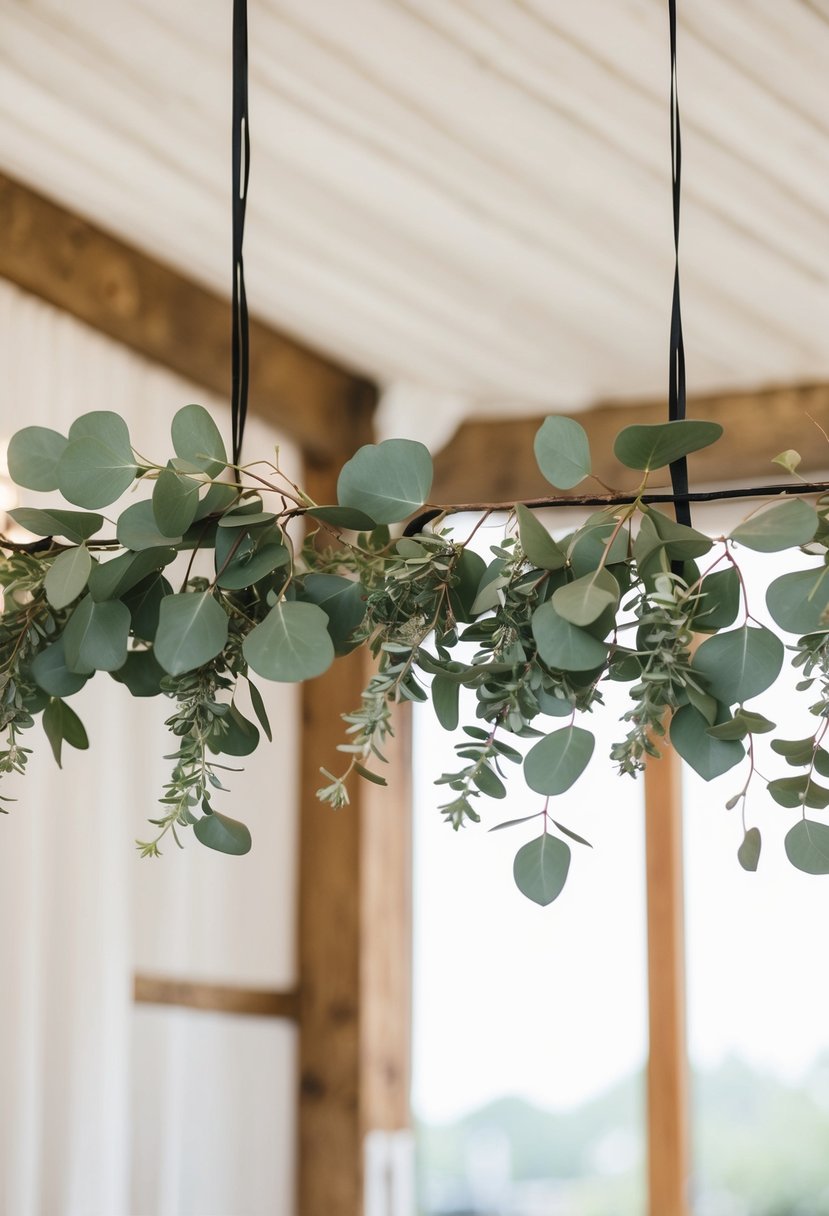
431,675 -> 460,732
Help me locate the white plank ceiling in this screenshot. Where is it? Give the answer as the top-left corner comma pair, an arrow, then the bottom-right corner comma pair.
1,0 -> 828,438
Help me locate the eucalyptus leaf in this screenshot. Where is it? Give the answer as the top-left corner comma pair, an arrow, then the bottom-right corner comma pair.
216,542 -> 290,590
785,819 -> 829,874
42,698 -> 89,769
58,437 -> 137,508
121,573 -> 172,641
171,403 -> 227,476
306,505 -> 377,531
532,602 -> 609,672
489,812 -> 544,833
692,625 -> 784,705
513,834 -> 571,906
516,504 -> 566,570
336,438 -> 433,524
730,498 -> 818,552
193,810 -> 252,856
154,592 -> 229,676
44,545 -> 92,610
109,649 -> 166,697
152,466 -> 201,537
88,547 -> 176,602
551,820 -> 593,848
9,508 -> 103,544
766,568 -> 829,634
208,705 -> 260,757
613,419 -> 723,471
7,426 -> 67,491
431,676 -> 460,731
693,568 -> 740,632
552,568 -> 619,627
768,776 -> 829,810
62,595 -> 130,673
247,678 -> 273,742
30,638 -> 90,698
117,499 -> 182,550
193,481 -> 239,521
524,726 -> 595,795
243,600 -> 335,683
300,573 -> 366,653
670,706 -> 744,780
533,416 -> 591,489
737,827 -> 762,872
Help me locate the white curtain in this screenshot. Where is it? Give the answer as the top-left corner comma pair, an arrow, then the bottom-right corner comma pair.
0,280 -> 298,1215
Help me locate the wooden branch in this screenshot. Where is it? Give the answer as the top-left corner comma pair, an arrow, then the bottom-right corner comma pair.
644,746 -> 691,1216
432,383 -> 829,503
133,973 -> 299,1020
0,172 -> 376,461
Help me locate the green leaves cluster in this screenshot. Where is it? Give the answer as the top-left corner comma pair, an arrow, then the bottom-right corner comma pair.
3,406 -> 829,904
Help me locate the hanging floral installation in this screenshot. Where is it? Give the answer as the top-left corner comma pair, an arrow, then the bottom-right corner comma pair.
3,410 -> 829,903
3,0 -> 828,904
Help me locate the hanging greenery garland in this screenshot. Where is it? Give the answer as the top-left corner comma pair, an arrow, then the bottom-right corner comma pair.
2,408 -> 829,903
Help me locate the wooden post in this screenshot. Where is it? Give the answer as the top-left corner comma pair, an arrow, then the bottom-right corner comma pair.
298,455 -> 412,1216
644,745 -> 690,1216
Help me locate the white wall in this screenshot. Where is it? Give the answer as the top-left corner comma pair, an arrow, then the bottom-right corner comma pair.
0,279 -> 299,1216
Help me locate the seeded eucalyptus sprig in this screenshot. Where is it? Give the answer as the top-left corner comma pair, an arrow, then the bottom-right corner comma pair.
4,404 -> 829,904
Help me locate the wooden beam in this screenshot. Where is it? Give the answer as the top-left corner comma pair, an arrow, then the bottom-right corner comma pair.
432,383 -> 829,503
133,974 -> 299,1020
0,172 -> 375,461
298,456 -> 412,1216
644,746 -> 690,1216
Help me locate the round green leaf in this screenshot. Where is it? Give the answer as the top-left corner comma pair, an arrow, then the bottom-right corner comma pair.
30,638 -> 89,698
58,438 -> 137,508
68,410 -> 132,449
109,649 -> 166,698
62,595 -> 130,672
152,466 -> 201,537
766,568 -> 829,634
551,569 -> 619,627
171,404 -> 227,477
193,810 -> 252,856
194,482 -> 239,521
44,545 -> 92,610
216,542 -> 290,590
513,834 -> 571,907
693,568 -> 740,632
516,503 -> 566,570
730,499 -> 818,552
301,573 -> 367,654
207,705 -> 260,757
533,416 -> 591,490
524,725 -> 595,795
243,600 -> 335,683
117,499 -> 182,550
737,827 -> 762,872
9,508 -> 103,544
336,438 -> 433,524
613,420 -> 723,471
306,505 -> 377,531
692,625 -> 784,705
784,819 -> 829,875
122,573 -> 172,642
532,602 -> 609,672
154,592 -> 229,676
7,426 -> 67,491
670,705 -> 745,780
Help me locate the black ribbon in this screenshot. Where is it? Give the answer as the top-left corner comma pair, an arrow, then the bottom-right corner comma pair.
231,0 -> 250,467
667,0 -> 691,529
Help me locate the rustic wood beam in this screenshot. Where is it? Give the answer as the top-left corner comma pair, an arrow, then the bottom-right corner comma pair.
133,973 -> 299,1020
0,172 -> 375,461
298,455 -> 412,1216
644,747 -> 691,1216
432,383 -> 829,504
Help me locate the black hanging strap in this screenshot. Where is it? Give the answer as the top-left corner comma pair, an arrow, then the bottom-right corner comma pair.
231,0 -> 250,467
667,0 -> 691,528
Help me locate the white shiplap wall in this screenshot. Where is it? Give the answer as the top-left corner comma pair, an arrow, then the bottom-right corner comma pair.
0,0 -> 827,432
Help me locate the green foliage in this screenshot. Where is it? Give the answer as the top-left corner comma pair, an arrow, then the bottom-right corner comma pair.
3,407 -> 829,900
533,416 -> 591,489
